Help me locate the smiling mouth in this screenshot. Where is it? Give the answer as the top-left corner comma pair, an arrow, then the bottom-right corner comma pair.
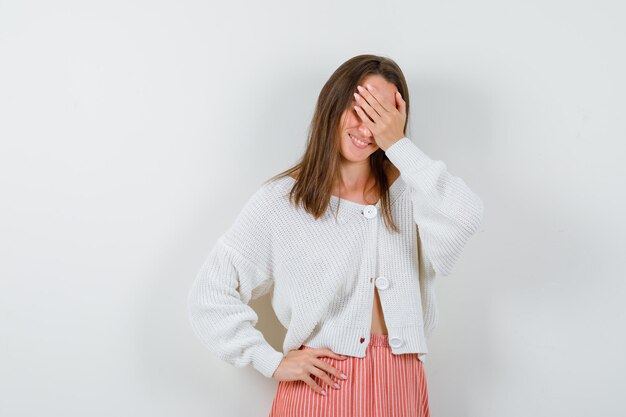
349,133 -> 371,146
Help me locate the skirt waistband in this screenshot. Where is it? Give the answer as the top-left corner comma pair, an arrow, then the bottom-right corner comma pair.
368,333 -> 390,346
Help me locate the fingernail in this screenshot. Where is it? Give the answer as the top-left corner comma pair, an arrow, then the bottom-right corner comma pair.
334,382 -> 340,389
340,373 -> 348,379
366,83 -> 373,90
357,85 -> 365,92
321,390 -> 327,396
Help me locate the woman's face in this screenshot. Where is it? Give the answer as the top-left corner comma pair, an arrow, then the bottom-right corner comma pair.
338,74 -> 399,162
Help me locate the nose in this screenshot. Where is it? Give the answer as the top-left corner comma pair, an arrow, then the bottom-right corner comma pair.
357,124 -> 372,138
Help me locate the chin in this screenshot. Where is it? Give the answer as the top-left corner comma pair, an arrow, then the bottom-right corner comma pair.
340,145 -> 377,162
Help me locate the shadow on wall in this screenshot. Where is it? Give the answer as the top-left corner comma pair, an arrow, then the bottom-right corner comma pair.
250,294 -> 287,354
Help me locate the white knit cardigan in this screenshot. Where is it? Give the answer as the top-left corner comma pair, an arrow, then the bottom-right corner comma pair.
187,137 -> 484,378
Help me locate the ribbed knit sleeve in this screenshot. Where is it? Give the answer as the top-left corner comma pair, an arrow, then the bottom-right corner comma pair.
385,137 -> 484,277
187,185 -> 285,379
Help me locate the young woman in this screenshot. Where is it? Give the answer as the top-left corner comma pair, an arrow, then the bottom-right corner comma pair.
187,54 -> 484,417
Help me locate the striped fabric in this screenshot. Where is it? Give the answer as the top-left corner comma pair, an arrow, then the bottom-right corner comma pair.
268,334 -> 430,417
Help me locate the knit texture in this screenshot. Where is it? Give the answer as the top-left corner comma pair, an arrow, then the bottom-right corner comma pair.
187,137 -> 484,379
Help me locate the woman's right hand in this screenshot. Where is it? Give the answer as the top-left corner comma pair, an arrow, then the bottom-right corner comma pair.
271,348 -> 349,395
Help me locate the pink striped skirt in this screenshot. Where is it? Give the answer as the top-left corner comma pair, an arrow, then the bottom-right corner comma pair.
268,334 -> 430,417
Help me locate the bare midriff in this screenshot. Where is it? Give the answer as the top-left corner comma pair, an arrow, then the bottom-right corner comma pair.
370,287 -> 389,335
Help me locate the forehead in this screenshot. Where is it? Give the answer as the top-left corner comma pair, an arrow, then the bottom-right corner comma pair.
358,74 -> 398,105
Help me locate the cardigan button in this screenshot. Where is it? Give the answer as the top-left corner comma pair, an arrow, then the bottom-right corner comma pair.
374,276 -> 389,290
359,337 -> 365,343
389,336 -> 403,348
362,205 -> 377,219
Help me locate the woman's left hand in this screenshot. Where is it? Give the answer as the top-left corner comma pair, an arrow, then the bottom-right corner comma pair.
353,83 -> 407,151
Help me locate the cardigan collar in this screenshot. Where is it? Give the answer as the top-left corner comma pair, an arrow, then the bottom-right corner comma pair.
277,174 -> 407,222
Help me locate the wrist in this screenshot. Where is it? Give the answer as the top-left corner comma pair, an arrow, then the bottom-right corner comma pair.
383,136 -> 407,152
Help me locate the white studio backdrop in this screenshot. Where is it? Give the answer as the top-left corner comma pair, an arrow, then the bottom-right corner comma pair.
1,1 -> 625,416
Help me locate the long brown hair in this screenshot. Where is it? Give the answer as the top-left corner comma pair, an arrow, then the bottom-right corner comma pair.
266,54 -> 410,233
